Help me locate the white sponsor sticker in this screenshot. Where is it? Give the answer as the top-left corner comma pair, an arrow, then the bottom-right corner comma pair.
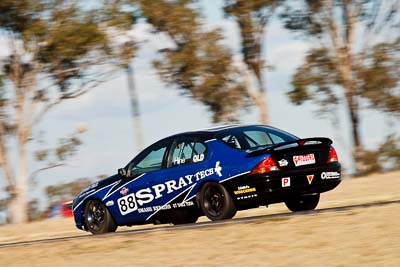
321,171 -> 340,179
293,154 -> 316,166
282,177 -> 291,187
118,193 -> 138,215
193,154 -> 205,162
307,174 -> 314,184
278,159 -> 289,167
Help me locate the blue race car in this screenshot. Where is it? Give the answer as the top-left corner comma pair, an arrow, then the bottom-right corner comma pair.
72,125 -> 341,234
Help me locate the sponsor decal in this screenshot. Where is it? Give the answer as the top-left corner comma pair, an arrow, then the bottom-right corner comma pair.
118,193 -> 137,215
234,185 -> 256,195
278,159 -> 289,167
293,154 -> 316,167
193,154 -> 205,163
120,187 -> 129,196
215,161 -> 222,177
307,175 -> 314,184
137,201 -> 195,214
321,171 -> 340,179
172,201 -> 194,209
237,194 -> 258,200
138,207 -> 153,213
117,162 -> 222,215
173,157 -> 185,165
106,200 -> 114,206
282,177 -> 291,187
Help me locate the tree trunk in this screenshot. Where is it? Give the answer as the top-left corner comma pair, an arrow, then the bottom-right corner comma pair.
329,1 -> 363,174
10,133 -> 29,223
126,64 -> 143,152
339,51 -> 363,173
10,85 -> 30,223
255,74 -> 269,125
255,94 -> 268,124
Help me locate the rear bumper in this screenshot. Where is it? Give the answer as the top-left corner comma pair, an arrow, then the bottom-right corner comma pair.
229,163 -> 341,207
258,163 -> 341,203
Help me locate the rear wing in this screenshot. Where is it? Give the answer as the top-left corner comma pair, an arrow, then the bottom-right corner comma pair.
246,137 -> 333,157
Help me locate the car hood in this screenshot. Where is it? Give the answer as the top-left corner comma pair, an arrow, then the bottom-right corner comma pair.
73,174 -> 122,208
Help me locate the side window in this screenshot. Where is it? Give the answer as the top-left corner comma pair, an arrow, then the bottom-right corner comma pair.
216,126 -> 298,150
169,140 -> 207,167
221,134 -> 241,149
129,143 -> 168,176
269,133 -> 285,144
243,130 -> 273,148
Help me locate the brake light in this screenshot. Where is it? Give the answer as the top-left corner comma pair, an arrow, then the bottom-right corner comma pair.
327,147 -> 339,163
250,156 -> 280,175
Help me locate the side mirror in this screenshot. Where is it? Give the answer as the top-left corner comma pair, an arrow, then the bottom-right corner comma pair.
118,168 -> 127,177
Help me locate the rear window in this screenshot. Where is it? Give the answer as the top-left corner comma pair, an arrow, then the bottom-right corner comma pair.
216,126 -> 298,150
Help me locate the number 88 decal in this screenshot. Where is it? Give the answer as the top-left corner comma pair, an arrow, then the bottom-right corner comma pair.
118,193 -> 138,215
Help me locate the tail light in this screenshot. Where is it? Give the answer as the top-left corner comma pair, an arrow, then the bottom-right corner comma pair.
250,156 -> 280,175
327,146 -> 339,163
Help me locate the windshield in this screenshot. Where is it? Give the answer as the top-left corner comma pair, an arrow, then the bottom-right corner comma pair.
216,126 -> 298,150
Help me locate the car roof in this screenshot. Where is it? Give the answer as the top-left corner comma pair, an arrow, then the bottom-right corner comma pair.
165,124 -> 268,140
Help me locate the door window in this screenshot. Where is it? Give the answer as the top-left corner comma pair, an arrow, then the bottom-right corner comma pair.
168,139 -> 207,167
128,142 -> 168,176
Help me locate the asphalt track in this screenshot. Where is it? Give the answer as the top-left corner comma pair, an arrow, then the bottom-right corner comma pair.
1,199 -> 399,249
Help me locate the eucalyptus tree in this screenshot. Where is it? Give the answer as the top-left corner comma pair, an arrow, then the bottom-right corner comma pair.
224,0 -> 279,124
0,0 -> 136,223
281,0 -> 399,173
136,0 -> 251,123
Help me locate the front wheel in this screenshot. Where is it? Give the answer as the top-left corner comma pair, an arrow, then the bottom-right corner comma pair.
84,199 -> 117,234
197,182 -> 236,221
285,193 -> 320,212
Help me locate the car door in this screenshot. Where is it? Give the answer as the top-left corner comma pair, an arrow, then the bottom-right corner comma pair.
150,137 -> 209,212
108,139 -> 172,224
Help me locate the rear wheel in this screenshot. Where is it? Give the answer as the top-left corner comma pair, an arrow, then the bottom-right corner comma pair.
84,199 -> 117,234
198,182 -> 236,221
285,194 -> 320,212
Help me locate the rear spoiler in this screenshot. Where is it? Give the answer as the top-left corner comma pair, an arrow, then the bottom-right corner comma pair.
246,137 -> 332,157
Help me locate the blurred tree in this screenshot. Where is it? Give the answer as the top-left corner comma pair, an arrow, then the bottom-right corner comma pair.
136,0 -> 251,123
0,0 -> 136,223
103,1 -> 144,151
30,126 -> 87,185
28,199 -> 42,221
357,134 -> 400,176
224,0 -> 278,124
281,0 -> 400,173
45,177 -> 93,205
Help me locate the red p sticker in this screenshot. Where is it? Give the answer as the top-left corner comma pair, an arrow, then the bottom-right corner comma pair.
282,177 -> 291,187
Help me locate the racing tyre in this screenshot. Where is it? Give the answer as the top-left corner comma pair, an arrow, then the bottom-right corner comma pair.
84,199 -> 117,234
198,182 -> 237,221
285,193 -> 320,212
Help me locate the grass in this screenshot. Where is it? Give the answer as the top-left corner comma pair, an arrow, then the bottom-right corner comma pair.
0,171 -> 399,266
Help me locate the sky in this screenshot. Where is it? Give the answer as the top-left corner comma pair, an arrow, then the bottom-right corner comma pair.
0,0 -> 398,211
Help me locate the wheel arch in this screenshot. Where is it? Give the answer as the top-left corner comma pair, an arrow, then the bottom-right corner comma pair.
194,178 -> 221,207
81,197 -> 117,231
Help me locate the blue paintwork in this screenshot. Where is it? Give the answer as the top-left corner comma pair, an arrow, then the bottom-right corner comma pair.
72,138 -> 267,229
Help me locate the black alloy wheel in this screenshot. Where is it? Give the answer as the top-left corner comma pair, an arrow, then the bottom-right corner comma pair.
198,182 -> 236,221
84,199 -> 117,234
